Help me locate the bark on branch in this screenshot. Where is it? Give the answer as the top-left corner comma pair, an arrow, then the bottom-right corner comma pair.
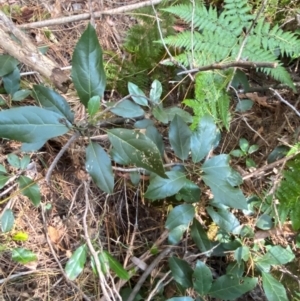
0,11 -> 70,92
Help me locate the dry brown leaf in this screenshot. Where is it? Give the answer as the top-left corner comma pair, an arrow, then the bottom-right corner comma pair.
48,226 -> 62,244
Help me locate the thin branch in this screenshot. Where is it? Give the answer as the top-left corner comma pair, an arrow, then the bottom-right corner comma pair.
45,132 -> 80,184
18,0 -> 168,29
126,246 -> 173,301
270,88 -> 300,118
177,61 -> 277,75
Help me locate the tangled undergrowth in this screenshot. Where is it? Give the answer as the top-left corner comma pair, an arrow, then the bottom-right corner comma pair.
0,1 -> 300,301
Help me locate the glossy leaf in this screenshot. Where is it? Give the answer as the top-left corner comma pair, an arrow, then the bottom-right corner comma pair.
262,273 -> 288,301
33,85 -> 74,123
12,89 -> 31,101
102,251 -> 129,280
72,23 -> 106,107
128,82 -> 148,106
145,125 -> 164,157
65,244 -> 87,280
239,138 -> 249,153
226,262 -> 245,278
134,119 -> 154,129
190,115 -> 220,163
166,298 -> 194,301
209,275 -> 257,300
234,246 -> 250,264
0,209 -> 14,232
267,145 -> 290,163
235,99 -> 254,112
165,204 -> 195,230
107,128 -> 166,178
248,144 -> 259,154
88,95 -> 100,117
144,171 -> 186,200
18,176 -> 41,206
86,142 -> 114,194
164,107 -> 193,123
12,248 -> 37,264
7,153 -> 21,169
3,67 -> 20,96
256,214 -> 273,230
191,219 -> 215,253
193,261 -> 213,295
0,107 -> 71,151
176,180 -> 201,203
0,55 -> 18,76
110,99 -> 144,118
206,207 -> 240,234
202,155 -> 248,210
153,106 -> 169,124
169,256 -> 193,288
149,79 -> 162,104
168,225 -> 188,245
20,155 -> 30,170
0,173 -> 10,189
169,115 -> 192,160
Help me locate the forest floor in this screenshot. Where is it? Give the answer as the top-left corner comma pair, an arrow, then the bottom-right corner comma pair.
0,0 -> 299,300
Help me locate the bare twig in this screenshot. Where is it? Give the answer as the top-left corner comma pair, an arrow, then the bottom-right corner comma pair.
270,88 -> 300,118
45,132 -> 80,184
126,246 -> 173,301
83,181 -> 121,301
177,61 -> 277,75
40,204 -> 92,301
18,0 -> 167,29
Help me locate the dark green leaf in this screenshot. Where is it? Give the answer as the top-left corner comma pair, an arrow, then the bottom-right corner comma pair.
166,297 -> 194,301
234,246 -> 250,264
239,138 -> 249,153
145,171 -> 186,200
88,95 -> 100,117
169,115 -> 192,160
20,155 -> 30,170
191,219 -> 215,253
209,275 -> 257,300
256,214 -> 273,230
248,144 -> 259,154
262,273 -> 288,301
169,256 -> 193,289
267,145 -> 289,164
65,244 -> 87,280
12,248 -> 37,264
193,261 -> 213,295
0,107 -> 71,151
71,23 -> 106,107
206,207 -> 240,234
149,79 -> 162,103
0,173 -> 10,189
7,153 -> 20,169
153,106 -> 169,124
0,55 -> 19,76
86,142 -> 114,194
165,204 -> 195,230
230,149 -> 244,157
33,85 -> 74,123
102,251 -> 129,280
226,262 -> 245,278
235,99 -> 254,112
232,70 -> 250,91
168,225 -> 188,245
226,170 -> 243,187
130,171 -> 140,186
110,99 -> 144,118
120,288 -> 143,301
0,209 -> 14,232
145,125 -> 164,157
107,128 -> 166,178
12,89 -> 31,101
134,119 -> 154,128
202,155 -> 248,210
18,176 -> 41,206
190,116 -> 220,163
176,180 -> 201,203
164,107 -> 193,123
128,82 -> 148,106
3,68 -> 20,96
291,204 -> 300,230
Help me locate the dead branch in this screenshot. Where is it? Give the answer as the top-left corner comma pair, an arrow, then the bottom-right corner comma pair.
18,0 -> 167,29
0,11 -> 70,92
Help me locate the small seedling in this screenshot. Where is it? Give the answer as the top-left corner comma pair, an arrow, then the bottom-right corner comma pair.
231,138 -> 259,168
